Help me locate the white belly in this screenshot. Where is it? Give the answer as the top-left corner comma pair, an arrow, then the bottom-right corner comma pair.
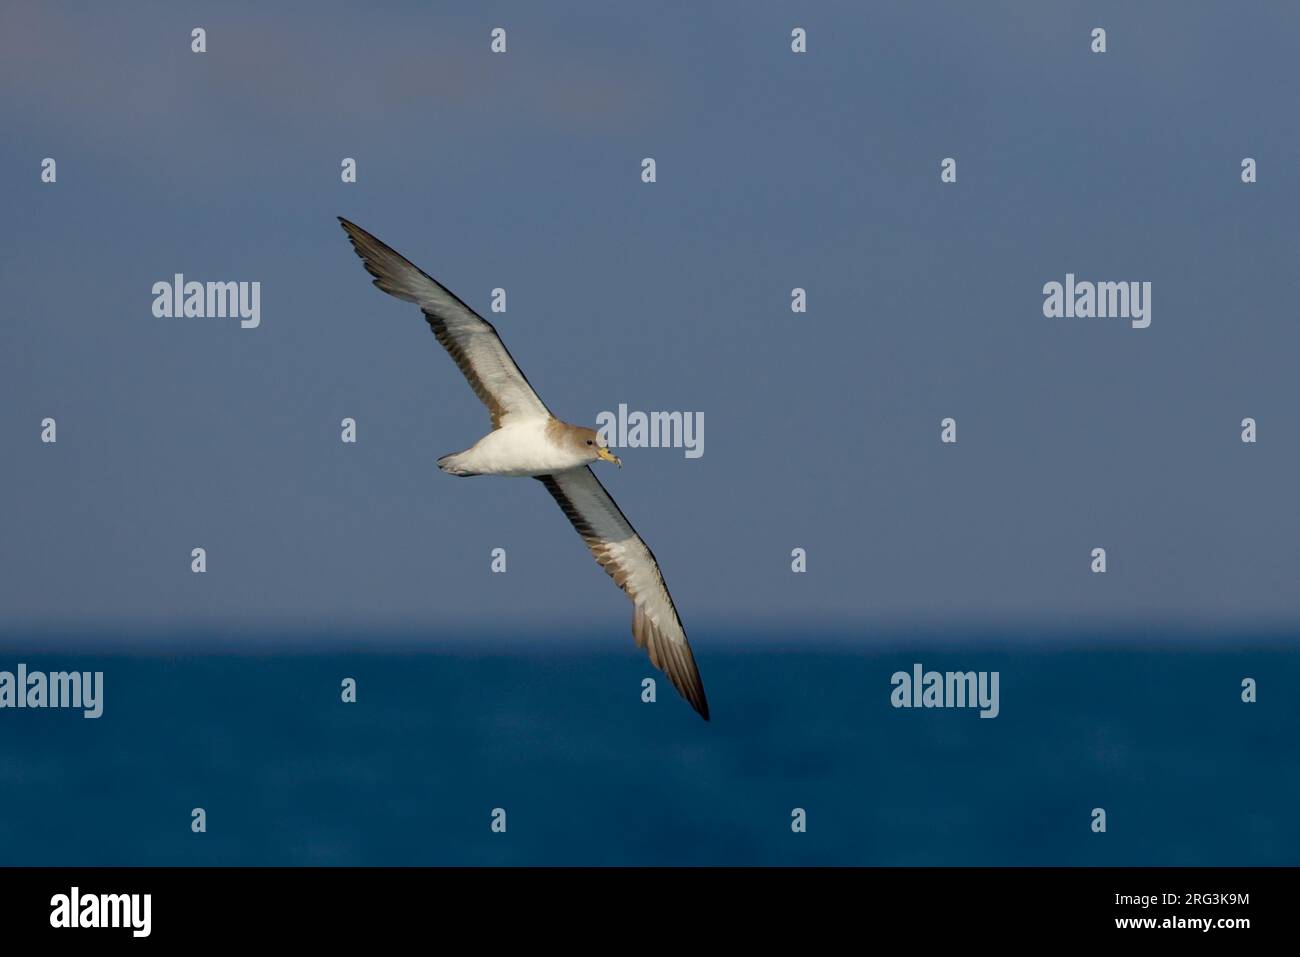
448,420 -> 586,476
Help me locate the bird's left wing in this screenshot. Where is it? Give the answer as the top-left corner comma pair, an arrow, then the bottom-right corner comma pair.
536,467 -> 709,720
338,217 -> 551,428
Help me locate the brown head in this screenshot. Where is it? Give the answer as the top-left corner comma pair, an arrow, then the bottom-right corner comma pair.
553,422 -> 621,467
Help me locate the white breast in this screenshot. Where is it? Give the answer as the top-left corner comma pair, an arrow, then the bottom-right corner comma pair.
457,419 -> 587,476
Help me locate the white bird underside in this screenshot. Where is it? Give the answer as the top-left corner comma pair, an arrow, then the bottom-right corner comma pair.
339,217 -> 709,719
438,421 -> 589,477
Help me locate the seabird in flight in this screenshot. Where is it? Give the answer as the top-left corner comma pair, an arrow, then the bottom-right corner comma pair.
338,218 -> 709,720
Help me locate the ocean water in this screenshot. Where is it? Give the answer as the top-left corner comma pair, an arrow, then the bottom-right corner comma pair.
0,641 -> 1295,866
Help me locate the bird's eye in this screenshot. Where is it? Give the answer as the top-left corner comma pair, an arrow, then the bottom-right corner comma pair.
586,440 -> 593,445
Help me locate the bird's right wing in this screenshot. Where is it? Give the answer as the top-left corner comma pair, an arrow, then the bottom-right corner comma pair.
537,467 -> 709,720
338,217 -> 551,428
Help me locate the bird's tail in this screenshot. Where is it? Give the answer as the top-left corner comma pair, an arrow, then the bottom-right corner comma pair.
437,452 -> 478,477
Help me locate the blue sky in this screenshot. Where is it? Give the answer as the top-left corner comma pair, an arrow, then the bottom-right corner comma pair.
3,2 -> 1299,641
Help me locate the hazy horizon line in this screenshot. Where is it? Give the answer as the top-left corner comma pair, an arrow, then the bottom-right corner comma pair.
1,619 -> 1296,653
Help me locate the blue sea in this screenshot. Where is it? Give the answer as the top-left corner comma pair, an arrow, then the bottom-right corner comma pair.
0,640 -> 1295,865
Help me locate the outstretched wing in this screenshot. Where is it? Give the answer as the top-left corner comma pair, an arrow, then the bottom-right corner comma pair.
338,217 -> 550,428
537,467 -> 709,720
